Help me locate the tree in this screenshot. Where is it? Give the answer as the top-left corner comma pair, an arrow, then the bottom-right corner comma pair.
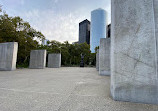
95,46 -> 99,53
0,7 -> 45,67
37,41 -> 93,66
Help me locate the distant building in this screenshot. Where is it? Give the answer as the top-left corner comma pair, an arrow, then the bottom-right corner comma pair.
42,39 -> 49,46
79,19 -> 91,44
90,8 -> 107,53
72,41 -> 78,44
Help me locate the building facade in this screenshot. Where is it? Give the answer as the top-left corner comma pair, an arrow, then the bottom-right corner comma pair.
90,8 -> 107,53
79,19 -> 91,44
42,39 -> 49,46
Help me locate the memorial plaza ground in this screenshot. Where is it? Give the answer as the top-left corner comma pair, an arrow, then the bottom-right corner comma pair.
0,67 -> 158,111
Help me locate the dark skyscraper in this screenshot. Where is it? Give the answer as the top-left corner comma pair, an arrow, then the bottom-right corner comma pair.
79,19 -> 90,44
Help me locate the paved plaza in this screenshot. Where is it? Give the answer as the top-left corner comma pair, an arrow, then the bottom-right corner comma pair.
0,67 -> 158,111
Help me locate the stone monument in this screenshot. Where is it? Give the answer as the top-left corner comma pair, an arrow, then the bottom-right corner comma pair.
96,49 -> 99,71
29,50 -> 46,69
48,53 -> 61,68
111,0 -> 158,104
0,42 -> 18,71
99,38 -> 111,76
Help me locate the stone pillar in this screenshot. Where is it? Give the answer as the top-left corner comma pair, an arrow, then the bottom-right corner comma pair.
96,49 -> 99,71
0,42 -> 18,71
99,38 -> 111,76
111,0 -> 158,104
48,53 -> 61,68
29,50 -> 46,69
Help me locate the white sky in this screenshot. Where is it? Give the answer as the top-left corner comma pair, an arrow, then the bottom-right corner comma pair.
0,0 -> 111,43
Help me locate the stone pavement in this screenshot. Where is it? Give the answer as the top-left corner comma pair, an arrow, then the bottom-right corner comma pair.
0,67 -> 158,111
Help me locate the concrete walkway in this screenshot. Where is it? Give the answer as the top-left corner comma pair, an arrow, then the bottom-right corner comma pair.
0,67 -> 158,111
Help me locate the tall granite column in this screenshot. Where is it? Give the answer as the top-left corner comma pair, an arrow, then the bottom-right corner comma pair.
96,49 -> 99,71
111,0 -> 158,104
99,38 -> 111,76
29,50 -> 46,69
0,42 -> 18,71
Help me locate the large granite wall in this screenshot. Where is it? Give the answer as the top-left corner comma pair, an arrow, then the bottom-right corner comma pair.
111,0 -> 158,104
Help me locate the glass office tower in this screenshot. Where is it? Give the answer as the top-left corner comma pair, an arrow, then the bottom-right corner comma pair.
90,8 -> 107,53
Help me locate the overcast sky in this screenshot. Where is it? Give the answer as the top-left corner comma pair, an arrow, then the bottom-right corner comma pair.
0,0 -> 111,43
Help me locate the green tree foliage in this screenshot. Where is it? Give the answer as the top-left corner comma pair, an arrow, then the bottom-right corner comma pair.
95,46 -> 99,53
38,41 -> 95,66
0,8 -> 45,66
